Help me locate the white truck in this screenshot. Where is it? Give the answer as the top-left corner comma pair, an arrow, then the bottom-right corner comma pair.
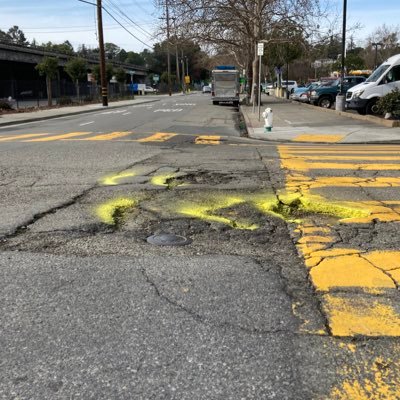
211,66 -> 240,106
346,54 -> 400,115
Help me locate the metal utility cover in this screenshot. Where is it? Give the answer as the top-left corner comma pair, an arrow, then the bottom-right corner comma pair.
147,233 -> 192,246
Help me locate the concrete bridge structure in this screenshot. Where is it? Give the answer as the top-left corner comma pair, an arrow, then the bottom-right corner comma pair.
0,42 -> 148,101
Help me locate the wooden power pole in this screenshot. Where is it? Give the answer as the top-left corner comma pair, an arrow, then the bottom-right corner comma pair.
97,0 -> 108,106
166,0 -> 172,96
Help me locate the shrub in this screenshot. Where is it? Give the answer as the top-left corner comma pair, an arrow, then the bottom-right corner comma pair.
58,96 -> 73,106
0,100 -> 12,110
376,88 -> 400,117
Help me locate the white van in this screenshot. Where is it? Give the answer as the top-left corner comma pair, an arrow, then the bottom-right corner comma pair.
346,54 -> 400,115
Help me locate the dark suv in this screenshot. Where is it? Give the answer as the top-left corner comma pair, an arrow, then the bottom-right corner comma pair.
309,76 -> 366,108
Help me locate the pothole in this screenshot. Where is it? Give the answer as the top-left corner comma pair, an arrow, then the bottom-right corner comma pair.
166,172 -> 235,187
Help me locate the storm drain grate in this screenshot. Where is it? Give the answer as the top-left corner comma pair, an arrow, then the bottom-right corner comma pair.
146,233 -> 192,246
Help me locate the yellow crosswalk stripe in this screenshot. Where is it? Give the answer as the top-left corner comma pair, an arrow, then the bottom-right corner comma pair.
293,134 -> 345,143
278,143 -> 400,337
0,133 -> 50,142
137,132 -> 177,142
25,132 -> 92,142
284,155 -> 400,161
195,135 -> 221,145
66,131 -> 133,141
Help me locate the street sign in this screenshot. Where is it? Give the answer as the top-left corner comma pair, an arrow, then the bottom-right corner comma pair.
153,74 -> 160,82
257,43 -> 264,56
184,75 -> 190,84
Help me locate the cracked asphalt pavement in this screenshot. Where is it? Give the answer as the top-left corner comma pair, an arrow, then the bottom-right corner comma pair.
1,94 -> 400,399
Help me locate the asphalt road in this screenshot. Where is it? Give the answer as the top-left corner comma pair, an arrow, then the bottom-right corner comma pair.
1,93 -> 400,399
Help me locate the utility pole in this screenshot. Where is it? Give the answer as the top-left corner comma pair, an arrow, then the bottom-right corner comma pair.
97,0 -> 108,106
165,0 -> 172,96
372,42 -> 383,69
181,49 -> 185,94
339,0 -> 347,95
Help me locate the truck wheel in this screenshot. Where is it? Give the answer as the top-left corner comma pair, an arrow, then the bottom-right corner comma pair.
233,101 -> 239,107
318,96 -> 332,108
366,98 -> 379,115
213,101 -> 218,105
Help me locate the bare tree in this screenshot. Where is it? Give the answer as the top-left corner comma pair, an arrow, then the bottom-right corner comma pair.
162,0 -> 324,103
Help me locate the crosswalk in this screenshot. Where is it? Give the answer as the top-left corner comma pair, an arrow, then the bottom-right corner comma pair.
0,131 -> 223,145
278,144 -> 400,337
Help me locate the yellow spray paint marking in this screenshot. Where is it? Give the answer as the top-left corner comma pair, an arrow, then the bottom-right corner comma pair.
137,132 -> 177,142
25,132 -> 92,142
96,198 -> 136,225
72,131 -> 132,141
0,133 -> 50,141
310,255 -> 396,293
177,195 -> 259,230
100,171 -> 136,186
323,295 -> 400,337
195,135 -> 221,145
293,134 -> 345,143
151,172 -> 180,187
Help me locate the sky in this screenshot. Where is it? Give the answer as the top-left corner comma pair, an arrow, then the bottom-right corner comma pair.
0,0 -> 399,53
0,0 -> 160,53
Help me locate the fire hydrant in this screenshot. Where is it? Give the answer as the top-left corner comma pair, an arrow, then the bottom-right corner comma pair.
262,107 -> 273,132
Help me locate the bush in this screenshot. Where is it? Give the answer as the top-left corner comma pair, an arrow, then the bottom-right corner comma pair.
58,97 -> 73,106
0,100 -> 12,110
376,88 -> 400,117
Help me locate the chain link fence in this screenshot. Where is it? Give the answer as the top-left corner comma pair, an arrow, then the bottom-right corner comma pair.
0,79 -> 139,109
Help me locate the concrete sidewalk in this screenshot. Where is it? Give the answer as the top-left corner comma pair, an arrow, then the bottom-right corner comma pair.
241,95 -> 400,143
0,93 -> 189,127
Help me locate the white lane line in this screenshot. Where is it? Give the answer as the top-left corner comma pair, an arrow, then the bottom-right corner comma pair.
284,120 -> 293,125
79,121 -> 95,126
122,112 -> 131,115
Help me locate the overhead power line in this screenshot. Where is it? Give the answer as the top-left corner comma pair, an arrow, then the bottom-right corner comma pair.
77,0 -> 153,49
104,0 -> 153,38
102,6 -> 152,49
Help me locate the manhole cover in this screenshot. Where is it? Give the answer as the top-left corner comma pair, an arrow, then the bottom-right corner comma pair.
146,233 -> 192,246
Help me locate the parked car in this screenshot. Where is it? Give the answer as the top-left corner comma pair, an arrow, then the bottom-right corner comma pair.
281,80 -> 298,93
309,76 -> 366,108
202,85 -> 211,93
291,82 -> 320,102
144,85 -> 158,94
346,54 -> 400,115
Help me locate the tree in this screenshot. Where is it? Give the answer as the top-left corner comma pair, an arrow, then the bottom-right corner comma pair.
35,57 -> 59,106
365,24 -> 400,68
92,63 -> 114,82
0,29 -> 11,42
104,42 -> 120,59
114,67 -> 127,93
7,25 -> 28,45
65,58 -> 88,99
118,49 -> 128,62
125,51 -> 145,66
166,0 -> 324,104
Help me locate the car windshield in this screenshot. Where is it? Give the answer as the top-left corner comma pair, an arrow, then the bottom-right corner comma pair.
366,64 -> 390,82
320,80 -> 338,87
